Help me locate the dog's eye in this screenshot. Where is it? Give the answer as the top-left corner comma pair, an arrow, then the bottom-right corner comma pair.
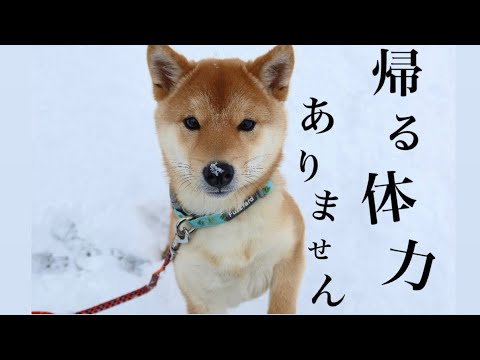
184,117 -> 200,131
238,119 -> 256,132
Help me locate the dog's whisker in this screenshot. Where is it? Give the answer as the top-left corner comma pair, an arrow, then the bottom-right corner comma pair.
243,153 -> 274,166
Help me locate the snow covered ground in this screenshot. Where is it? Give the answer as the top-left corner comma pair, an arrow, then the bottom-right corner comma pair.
32,45 -> 455,314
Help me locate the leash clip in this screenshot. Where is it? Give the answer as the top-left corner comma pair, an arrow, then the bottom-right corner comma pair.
169,216 -> 196,261
175,216 -> 196,237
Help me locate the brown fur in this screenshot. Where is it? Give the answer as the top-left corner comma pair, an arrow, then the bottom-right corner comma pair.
161,211 -> 177,259
268,191 -> 305,314
147,45 -> 304,314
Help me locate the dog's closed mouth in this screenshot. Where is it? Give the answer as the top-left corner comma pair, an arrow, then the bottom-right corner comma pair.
206,190 -> 232,197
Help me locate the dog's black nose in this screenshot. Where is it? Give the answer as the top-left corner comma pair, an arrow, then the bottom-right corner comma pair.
203,162 -> 234,188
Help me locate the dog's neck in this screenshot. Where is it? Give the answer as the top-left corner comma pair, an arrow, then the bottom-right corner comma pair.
170,170 -> 283,216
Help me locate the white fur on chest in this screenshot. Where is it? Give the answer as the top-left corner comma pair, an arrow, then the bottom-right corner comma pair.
173,189 -> 295,313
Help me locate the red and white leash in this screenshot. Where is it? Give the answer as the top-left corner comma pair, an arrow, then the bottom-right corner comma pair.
32,222 -> 193,315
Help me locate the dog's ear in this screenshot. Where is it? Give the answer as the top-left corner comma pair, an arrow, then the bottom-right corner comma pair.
247,45 -> 294,101
147,45 -> 194,101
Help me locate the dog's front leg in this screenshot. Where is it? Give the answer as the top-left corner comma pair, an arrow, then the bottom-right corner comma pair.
267,240 -> 305,314
178,283 -> 227,314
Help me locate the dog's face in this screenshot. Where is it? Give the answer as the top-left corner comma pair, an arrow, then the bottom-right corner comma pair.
147,45 -> 294,214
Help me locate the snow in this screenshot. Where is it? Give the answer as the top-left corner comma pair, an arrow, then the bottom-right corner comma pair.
209,162 -> 224,176
32,45 -> 455,314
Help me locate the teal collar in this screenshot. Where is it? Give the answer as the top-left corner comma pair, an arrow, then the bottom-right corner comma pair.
170,180 -> 273,229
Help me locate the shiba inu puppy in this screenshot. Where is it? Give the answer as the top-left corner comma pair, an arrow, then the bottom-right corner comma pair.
147,45 -> 304,314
